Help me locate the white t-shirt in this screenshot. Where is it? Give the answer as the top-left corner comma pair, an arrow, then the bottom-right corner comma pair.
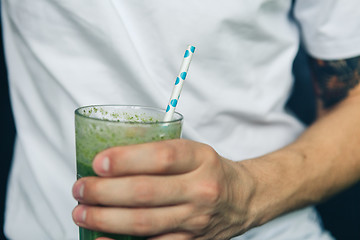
2,0 -> 360,239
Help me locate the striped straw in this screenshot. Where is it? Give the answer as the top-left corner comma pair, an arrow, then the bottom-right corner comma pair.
163,45 -> 195,121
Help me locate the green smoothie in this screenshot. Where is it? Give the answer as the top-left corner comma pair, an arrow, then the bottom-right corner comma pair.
75,105 -> 183,240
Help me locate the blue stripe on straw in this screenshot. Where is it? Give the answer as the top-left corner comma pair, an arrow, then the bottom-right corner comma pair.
180,72 -> 187,80
190,46 -> 195,53
184,50 -> 190,58
175,77 -> 180,85
166,105 -> 170,112
170,99 -> 178,107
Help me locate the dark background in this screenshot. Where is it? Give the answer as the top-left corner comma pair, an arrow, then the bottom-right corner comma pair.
0,18 -> 359,240
0,18 -> 15,240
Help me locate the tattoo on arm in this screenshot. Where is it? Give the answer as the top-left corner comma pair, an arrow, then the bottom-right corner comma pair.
308,56 -> 360,109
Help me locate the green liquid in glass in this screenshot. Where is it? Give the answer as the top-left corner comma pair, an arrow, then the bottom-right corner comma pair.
75,106 -> 182,240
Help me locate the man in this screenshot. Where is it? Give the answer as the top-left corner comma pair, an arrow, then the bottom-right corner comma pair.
3,0 -> 360,239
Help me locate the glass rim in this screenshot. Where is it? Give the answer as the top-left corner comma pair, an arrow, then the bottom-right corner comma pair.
75,104 -> 184,124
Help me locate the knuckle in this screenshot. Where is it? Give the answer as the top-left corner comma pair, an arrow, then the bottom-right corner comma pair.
196,181 -> 221,205
191,214 -> 211,230
131,177 -> 155,205
155,144 -> 177,173
132,210 -> 153,235
203,145 -> 219,165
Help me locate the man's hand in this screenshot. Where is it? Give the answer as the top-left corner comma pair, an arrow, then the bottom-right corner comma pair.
72,139 -> 255,240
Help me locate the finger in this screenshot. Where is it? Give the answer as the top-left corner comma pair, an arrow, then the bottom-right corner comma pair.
73,175 -> 188,206
148,232 -> 193,240
72,204 -> 192,237
93,139 -> 211,176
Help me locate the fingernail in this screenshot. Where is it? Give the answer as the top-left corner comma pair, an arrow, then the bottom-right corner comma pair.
73,182 -> 84,200
74,205 -> 87,224
102,157 -> 110,172
93,156 -> 110,175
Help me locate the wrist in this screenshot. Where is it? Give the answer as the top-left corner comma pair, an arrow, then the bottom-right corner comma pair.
235,148 -> 313,227
219,157 -> 258,235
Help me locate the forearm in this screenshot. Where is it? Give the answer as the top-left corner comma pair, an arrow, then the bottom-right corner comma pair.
236,56 -> 360,227
238,94 -> 360,226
